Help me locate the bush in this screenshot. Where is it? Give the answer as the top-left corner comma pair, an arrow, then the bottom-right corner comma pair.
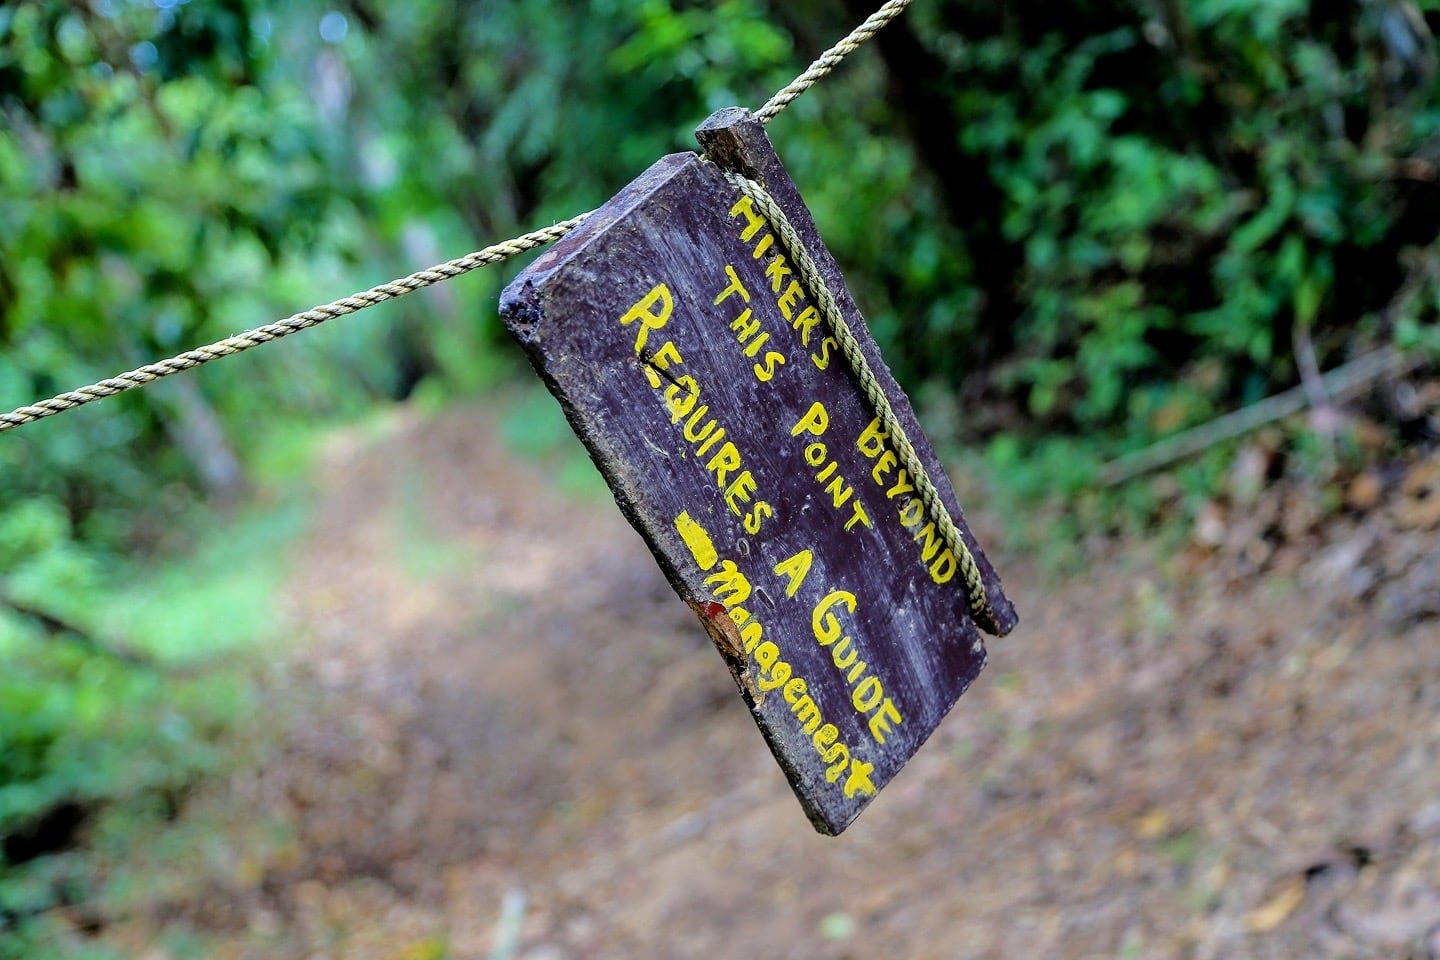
872,0 -> 1440,447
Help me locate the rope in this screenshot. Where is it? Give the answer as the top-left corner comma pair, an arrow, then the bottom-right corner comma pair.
0,217 -> 588,433
755,0 -> 914,125
722,171 -> 995,629
0,0 -> 910,434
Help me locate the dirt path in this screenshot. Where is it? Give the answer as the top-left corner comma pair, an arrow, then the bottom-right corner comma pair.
118,400 -> 1440,959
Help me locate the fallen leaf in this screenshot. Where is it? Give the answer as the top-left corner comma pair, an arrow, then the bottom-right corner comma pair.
1246,877 -> 1305,932
1194,502 -> 1226,548
1396,458 -> 1440,530
1345,471 -> 1382,511
1135,809 -> 1170,839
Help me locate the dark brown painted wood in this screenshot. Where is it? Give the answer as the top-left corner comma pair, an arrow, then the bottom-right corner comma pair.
499,108 -> 1016,835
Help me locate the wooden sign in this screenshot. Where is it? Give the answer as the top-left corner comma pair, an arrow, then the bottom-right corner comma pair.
499,108 -> 1016,835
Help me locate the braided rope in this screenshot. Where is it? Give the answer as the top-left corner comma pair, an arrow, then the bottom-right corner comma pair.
755,0 -> 913,124
0,0 -> 913,434
722,171 -> 995,628
0,216 -> 588,433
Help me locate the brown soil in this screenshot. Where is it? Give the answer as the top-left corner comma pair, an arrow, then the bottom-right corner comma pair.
101,400 -> 1440,959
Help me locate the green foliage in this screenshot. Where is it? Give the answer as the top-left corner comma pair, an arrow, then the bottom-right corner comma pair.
2,0 -> 376,557
0,631 -> 243,841
0,486 -> 300,937
15,0 -> 1433,534
890,0 -> 1440,445
1,7 -> 346,928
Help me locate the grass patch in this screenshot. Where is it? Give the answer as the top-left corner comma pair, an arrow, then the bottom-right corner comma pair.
99,493 -> 310,665
0,459 -> 317,957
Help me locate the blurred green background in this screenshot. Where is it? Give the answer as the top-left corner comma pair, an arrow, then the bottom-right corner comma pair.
3,0 -> 1440,955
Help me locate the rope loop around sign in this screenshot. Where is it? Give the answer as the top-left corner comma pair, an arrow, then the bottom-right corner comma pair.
719,171 -> 995,630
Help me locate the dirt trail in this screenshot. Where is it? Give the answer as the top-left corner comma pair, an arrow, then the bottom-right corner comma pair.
126,401 -> 1440,959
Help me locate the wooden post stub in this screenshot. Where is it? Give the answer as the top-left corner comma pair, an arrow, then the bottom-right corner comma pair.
499,108 -> 1015,835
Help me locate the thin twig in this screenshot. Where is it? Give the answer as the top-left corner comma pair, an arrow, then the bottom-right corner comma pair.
1293,322 -> 1338,469
1098,348 -> 1422,486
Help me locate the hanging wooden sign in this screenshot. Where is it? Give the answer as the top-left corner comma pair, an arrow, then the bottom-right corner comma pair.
499,107 -> 1016,835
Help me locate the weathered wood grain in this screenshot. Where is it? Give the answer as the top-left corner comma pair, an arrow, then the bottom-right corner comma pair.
499,108 -> 1015,835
